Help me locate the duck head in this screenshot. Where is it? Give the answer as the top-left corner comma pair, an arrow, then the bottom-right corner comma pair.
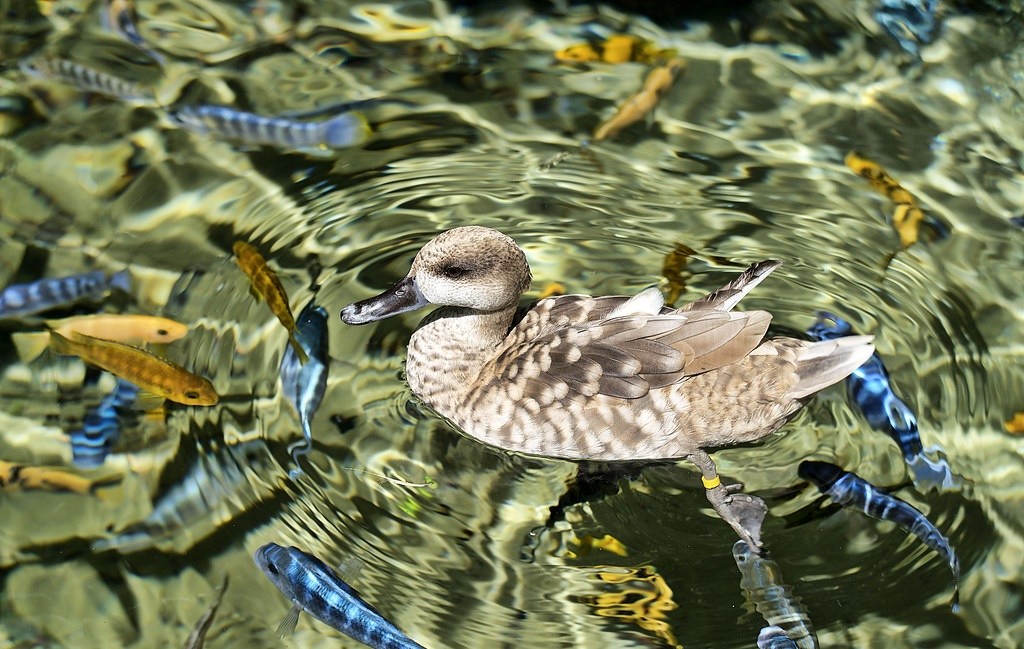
341,226 -> 532,325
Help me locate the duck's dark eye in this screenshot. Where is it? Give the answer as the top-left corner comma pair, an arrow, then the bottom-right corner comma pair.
442,266 -> 468,279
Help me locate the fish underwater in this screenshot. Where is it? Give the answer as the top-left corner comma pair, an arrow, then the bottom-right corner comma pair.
102,0 -> 161,61
798,460 -> 960,610
20,56 -> 153,101
733,540 -> 818,649
0,459 -> 119,497
12,313 -> 189,363
69,377 -> 140,469
758,626 -> 799,649
592,57 -> 686,142
555,34 -> 675,64
807,311 -> 957,491
233,241 -> 308,364
255,543 -> 426,649
844,151 -> 948,249
172,105 -> 370,154
873,0 -> 940,58
49,331 -> 218,406
0,270 -> 131,320
280,301 -> 329,478
1005,411 -> 1024,434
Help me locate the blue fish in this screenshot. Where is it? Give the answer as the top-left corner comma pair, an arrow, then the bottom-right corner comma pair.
280,301 -> 329,479
0,270 -> 131,320
873,0 -> 939,58
733,541 -> 818,649
806,313 -> 921,457
758,626 -> 799,649
798,460 -> 960,610
1011,216 -> 1024,228
70,378 -> 140,468
171,105 -> 370,153
807,312 -> 957,491
254,543 -> 425,649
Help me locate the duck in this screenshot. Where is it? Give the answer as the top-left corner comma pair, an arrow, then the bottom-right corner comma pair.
341,226 -> 875,548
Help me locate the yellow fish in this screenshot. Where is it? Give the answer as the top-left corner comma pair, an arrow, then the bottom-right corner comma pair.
661,242 -> 695,306
1005,412 -> 1024,434
0,459 -> 119,497
537,282 -> 567,300
12,313 -> 189,363
556,35 -> 674,64
50,331 -> 218,406
593,58 -> 687,142
233,241 -> 308,364
844,151 -> 925,249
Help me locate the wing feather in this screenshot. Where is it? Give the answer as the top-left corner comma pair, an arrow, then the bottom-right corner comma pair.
483,291 -> 773,406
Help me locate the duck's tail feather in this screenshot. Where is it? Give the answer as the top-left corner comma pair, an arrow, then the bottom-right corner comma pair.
788,334 -> 875,400
679,260 -> 783,313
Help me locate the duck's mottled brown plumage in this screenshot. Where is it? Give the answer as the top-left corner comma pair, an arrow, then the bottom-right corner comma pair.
344,226 -> 874,462
342,226 -> 874,547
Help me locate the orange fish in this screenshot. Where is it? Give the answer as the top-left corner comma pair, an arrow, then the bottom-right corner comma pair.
0,459 -> 119,497
593,58 -> 686,142
556,35 -> 674,64
233,241 -> 308,364
12,313 -> 189,362
50,331 -> 218,406
537,282 -> 566,300
1005,412 -> 1024,434
845,151 -> 925,249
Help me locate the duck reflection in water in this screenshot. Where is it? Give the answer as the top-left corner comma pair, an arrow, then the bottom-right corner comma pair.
341,226 -> 875,549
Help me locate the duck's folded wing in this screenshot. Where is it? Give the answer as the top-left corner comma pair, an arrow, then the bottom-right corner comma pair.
514,294 -> 657,340
484,310 -> 772,402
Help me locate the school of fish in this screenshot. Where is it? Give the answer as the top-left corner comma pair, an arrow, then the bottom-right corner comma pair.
0,1 -> 988,646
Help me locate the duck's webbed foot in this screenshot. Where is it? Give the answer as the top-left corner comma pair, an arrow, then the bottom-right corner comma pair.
686,450 -> 767,551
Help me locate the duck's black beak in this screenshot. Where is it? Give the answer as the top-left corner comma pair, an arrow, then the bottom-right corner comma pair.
340,275 -> 429,325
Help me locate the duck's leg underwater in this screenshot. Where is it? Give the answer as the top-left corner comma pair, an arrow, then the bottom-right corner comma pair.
687,449 -> 767,550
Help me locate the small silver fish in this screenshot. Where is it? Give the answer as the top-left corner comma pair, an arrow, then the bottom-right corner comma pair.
799,460 -> 960,610
733,541 -> 818,649
20,57 -> 152,100
255,543 -> 425,649
102,0 -> 161,61
280,301 -> 329,478
0,270 -> 130,319
172,105 -> 370,153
